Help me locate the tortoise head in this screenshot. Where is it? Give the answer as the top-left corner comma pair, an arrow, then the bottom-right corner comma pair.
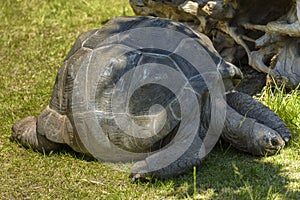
249,123 -> 285,156
217,60 -> 243,91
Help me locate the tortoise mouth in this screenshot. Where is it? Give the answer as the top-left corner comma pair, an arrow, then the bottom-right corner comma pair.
258,133 -> 285,156
263,145 -> 284,155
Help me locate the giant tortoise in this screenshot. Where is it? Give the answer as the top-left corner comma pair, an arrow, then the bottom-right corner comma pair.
12,16 -> 291,180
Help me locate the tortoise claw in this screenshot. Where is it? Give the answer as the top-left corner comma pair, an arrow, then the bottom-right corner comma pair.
282,135 -> 291,143
129,172 -> 152,182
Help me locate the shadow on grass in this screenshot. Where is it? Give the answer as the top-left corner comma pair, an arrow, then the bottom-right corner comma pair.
10,136 -> 299,199
164,141 -> 300,199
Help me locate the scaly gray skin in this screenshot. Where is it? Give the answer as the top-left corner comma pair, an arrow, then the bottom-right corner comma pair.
11,16 -> 290,180
226,91 -> 292,143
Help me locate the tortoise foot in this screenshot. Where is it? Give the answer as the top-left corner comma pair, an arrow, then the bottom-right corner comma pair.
12,116 -> 64,152
130,173 -> 150,182
12,116 -> 39,149
130,160 -> 152,182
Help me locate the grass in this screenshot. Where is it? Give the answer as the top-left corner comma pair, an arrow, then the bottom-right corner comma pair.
0,0 -> 299,199
256,83 -> 300,135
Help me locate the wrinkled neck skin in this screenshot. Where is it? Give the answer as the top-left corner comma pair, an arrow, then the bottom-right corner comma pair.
222,91 -> 289,156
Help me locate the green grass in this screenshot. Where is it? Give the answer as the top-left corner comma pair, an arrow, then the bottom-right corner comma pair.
0,0 -> 299,199
257,84 -> 300,135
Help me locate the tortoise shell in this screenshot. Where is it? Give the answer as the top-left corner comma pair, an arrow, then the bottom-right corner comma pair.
38,16 -> 231,162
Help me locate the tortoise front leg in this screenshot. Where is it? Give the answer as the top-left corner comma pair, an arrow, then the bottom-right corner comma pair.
226,91 -> 292,142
